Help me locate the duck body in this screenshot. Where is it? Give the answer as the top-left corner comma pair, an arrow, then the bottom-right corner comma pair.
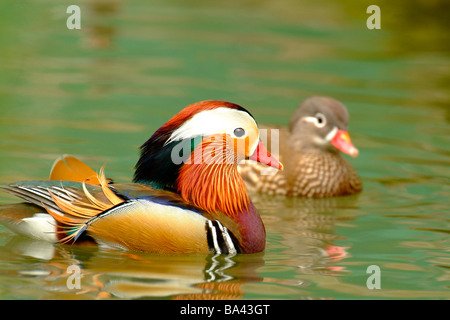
239,97 -> 362,198
0,100 -> 282,254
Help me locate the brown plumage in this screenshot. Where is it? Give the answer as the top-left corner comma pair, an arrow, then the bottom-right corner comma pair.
239,97 -> 362,198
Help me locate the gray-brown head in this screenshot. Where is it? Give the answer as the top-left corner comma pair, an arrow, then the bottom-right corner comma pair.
288,96 -> 358,157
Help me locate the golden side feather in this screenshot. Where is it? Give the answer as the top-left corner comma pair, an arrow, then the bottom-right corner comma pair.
45,168 -> 124,243
87,199 -> 210,253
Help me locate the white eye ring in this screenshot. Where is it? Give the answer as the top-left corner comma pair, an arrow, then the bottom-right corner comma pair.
303,113 -> 327,128
315,113 -> 326,128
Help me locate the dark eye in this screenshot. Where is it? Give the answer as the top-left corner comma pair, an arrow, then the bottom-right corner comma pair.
315,113 -> 326,128
233,127 -> 245,137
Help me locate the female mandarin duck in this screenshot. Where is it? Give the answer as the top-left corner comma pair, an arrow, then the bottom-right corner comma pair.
0,100 -> 282,254
238,96 -> 362,198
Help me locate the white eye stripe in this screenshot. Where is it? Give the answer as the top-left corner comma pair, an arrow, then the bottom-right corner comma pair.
166,107 -> 260,155
303,113 -> 327,128
167,108 -> 252,143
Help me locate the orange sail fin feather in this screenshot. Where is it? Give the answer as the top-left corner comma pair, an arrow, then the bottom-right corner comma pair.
50,155 -> 102,185
45,167 -> 124,243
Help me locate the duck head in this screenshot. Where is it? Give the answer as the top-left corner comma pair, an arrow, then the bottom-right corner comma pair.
134,100 -> 282,215
288,96 -> 359,157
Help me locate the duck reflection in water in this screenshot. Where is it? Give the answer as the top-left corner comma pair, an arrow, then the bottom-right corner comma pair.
2,235 -> 265,299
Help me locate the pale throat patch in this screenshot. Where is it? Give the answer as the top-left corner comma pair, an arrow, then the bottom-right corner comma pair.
325,126 -> 338,141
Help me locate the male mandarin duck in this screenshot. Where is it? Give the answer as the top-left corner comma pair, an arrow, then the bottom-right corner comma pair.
238,96 -> 362,198
0,100 -> 282,254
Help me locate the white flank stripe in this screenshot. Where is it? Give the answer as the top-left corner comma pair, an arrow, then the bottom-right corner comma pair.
216,221 -> 237,254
